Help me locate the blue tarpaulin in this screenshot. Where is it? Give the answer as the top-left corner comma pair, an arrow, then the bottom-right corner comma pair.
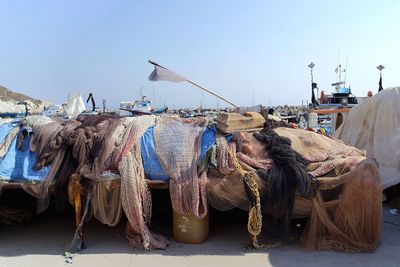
0,122 -> 230,183
0,123 -> 49,182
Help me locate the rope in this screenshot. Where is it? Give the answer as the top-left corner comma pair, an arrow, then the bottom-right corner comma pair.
227,149 -> 281,249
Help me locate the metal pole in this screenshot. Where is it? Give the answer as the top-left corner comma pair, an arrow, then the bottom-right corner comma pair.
186,79 -> 239,108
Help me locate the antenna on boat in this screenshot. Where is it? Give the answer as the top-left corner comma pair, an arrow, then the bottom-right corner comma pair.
344,55 -> 349,85
200,91 -> 204,110
139,86 -> 144,99
336,49 -> 340,82
102,99 -> 106,113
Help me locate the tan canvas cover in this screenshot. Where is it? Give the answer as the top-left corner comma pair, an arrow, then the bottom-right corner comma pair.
334,86 -> 400,188
217,112 -> 265,133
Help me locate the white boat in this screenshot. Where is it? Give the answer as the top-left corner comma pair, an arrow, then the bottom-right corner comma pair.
120,96 -> 152,114
309,64 -> 362,135
119,95 -> 167,116
41,94 -> 86,118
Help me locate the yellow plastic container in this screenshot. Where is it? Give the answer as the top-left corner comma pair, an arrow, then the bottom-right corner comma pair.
173,211 -> 209,244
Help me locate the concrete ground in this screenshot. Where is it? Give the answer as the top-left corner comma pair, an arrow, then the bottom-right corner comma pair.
0,202 -> 400,267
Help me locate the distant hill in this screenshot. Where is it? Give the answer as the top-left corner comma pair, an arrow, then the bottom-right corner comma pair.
0,85 -> 51,114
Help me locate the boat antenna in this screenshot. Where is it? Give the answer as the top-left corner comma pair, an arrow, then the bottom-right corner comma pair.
139,85 -> 144,99
200,91 -> 204,110
336,49 -> 340,82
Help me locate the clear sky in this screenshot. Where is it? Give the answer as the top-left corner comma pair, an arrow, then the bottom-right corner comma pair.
1,0 -> 399,109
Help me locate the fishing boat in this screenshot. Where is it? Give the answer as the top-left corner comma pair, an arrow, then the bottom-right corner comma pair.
119,95 -> 167,116
308,64 -> 362,135
318,65 -> 358,108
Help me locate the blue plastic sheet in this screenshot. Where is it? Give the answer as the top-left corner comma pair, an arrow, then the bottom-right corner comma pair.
0,123 -> 49,182
141,126 -> 230,181
140,127 -> 168,181
0,122 -> 231,183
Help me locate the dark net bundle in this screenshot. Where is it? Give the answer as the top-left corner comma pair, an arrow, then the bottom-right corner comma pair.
253,128 -> 312,241
262,119 -> 290,130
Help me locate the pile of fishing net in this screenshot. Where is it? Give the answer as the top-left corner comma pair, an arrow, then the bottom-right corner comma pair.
208,126 -> 381,252
27,115 -> 209,250
4,114 -> 381,253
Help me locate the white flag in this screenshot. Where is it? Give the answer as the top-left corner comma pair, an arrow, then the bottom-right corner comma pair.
148,61 -> 186,82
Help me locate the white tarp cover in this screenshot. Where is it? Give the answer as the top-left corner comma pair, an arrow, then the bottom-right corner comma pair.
0,100 -> 25,113
64,94 -> 86,118
334,87 -> 400,188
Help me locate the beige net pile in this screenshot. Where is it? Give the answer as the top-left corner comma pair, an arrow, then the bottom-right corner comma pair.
296,159 -> 381,252
91,177 -> 122,227
207,127 -> 382,252
154,117 -> 209,219
276,128 -> 381,252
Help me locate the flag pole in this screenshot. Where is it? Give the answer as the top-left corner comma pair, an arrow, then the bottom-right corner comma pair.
148,60 -> 239,108
185,79 -> 239,108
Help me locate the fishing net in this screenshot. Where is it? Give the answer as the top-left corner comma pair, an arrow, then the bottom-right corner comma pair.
23,120 -> 74,212
207,132 -> 267,211
272,127 -> 366,181
91,177 -> 122,227
23,115 -> 122,213
298,159 -> 381,252
16,113 -> 380,252
206,127 -> 381,252
214,133 -> 235,175
72,115 -> 122,181
154,116 -> 208,219
113,116 -> 169,249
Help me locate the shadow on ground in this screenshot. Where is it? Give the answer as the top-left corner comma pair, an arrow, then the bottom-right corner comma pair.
1,189 -> 400,267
